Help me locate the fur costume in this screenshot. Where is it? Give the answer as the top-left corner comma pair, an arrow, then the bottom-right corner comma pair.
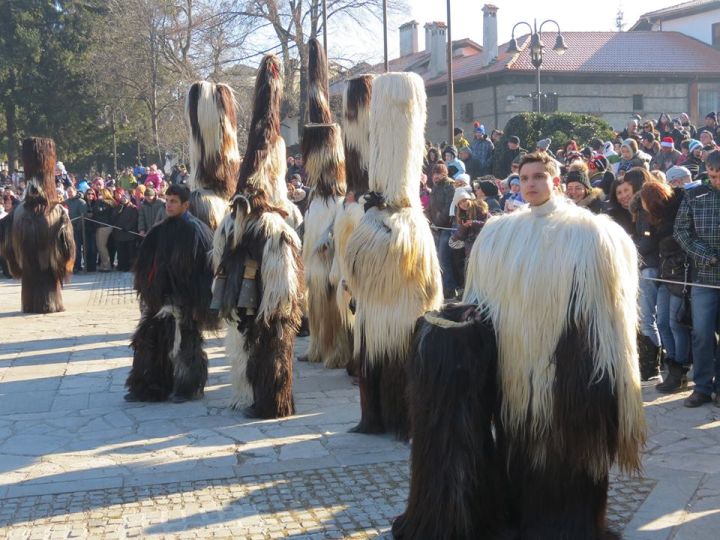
329,75 -> 374,373
186,80 -> 240,230
463,195 -> 646,538
213,54 -> 304,418
345,72 -> 443,439
393,303 -> 503,539
301,38 -> 351,369
125,213 -> 215,402
0,138 -> 74,313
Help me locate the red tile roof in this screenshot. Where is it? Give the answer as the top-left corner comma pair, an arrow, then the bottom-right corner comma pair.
425,31 -> 720,87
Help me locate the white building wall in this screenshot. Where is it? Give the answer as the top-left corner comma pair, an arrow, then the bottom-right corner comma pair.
657,9 -> 720,45
425,80 -> 690,143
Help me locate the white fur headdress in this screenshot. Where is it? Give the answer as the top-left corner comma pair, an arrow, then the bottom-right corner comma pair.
368,72 -> 426,208
185,81 -> 240,199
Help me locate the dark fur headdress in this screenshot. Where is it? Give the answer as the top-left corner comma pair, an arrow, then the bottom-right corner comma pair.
343,75 -> 373,195
302,38 -> 346,198
22,137 -> 58,212
236,54 -> 284,201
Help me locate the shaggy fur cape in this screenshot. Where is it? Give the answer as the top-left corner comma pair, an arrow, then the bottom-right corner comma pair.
186,80 -> 240,230
0,138 -> 75,313
125,213 -> 215,402
393,303 -> 504,539
328,75 -> 374,359
214,54 -> 305,418
301,38 -> 350,369
345,72 -> 443,439
463,195 -> 646,538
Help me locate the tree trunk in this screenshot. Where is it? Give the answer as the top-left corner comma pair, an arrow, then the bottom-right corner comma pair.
4,71 -> 19,171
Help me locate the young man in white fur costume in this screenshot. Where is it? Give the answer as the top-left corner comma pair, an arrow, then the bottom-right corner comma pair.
299,38 -> 351,370
345,72 -> 443,440
457,151 -> 646,538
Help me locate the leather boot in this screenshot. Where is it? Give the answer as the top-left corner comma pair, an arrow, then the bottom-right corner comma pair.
655,360 -> 688,393
638,334 -> 661,381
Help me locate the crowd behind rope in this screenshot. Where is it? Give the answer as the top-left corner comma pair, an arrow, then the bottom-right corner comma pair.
2,110 -> 720,408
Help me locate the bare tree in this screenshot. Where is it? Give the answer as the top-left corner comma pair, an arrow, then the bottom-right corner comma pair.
222,0 -> 405,136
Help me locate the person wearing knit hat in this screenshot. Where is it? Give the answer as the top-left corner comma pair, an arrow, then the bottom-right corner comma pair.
689,139 -> 703,155
454,127 -> 469,149
471,122 -> 494,176
618,138 -> 650,174
474,179 -> 503,214
650,136 -> 682,173
444,145 -> 467,179
665,166 -> 699,189
536,138 -> 552,152
565,169 -> 604,214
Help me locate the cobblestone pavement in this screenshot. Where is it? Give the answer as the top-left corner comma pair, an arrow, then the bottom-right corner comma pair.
1,272 -> 719,539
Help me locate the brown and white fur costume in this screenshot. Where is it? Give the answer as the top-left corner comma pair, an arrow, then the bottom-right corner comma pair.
300,38 -> 351,369
0,138 -> 74,313
329,75 -> 373,375
213,54 -> 304,418
345,72 -> 443,440
186,81 -> 240,230
463,194 -> 646,538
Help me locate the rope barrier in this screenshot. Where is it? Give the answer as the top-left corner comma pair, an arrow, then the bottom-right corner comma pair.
71,215 -> 144,238
640,276 -> 720,291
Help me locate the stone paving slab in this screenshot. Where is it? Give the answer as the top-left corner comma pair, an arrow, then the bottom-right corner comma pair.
0,463 -> 654,540
2,272 -> 720,539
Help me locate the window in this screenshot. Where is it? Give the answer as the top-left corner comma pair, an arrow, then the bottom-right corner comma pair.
542,93 -> 558,113
461,102 -> 474,122
699,89 -> 720,117
713,23 -> 720,49
441,104 -> 447,121
633,94 -> 644,111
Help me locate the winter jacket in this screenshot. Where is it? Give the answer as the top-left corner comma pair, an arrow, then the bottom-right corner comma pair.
631,194 -> 659,270
112,202 -> 139,242
117,172 -> 137,191
576,188 -> 605,215
144,172 -> 163,190
446,158 -> 466,179
451,214 -> 488,257
484,196 -> 503,215
674,184 -> 720,286
138,197 -> 166,233
89,199 -> 114,228
650,149 -> 682,173
65,196 -> 87,222
495,146 -> 527,179
617,151 -> 650,173
429,177 -> 455,229
470,138 -> 494,175
461,156 -> 482,179
605,204 -> 634,237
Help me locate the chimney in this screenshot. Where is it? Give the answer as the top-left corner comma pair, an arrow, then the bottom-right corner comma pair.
399,20 -> 419,57
482,4 -> 499,65
425,22 -> 448,77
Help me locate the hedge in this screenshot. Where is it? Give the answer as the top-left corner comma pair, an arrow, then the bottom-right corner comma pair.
492,112 -> 615,178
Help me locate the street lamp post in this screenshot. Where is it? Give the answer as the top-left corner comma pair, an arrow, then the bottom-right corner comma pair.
98,105 -> 129,175
506,19 -> 567,114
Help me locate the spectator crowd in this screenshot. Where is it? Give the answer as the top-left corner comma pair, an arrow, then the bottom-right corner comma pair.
2,110 -> 720,408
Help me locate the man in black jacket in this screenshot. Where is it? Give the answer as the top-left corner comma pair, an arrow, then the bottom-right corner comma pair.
112,189 -> 139,271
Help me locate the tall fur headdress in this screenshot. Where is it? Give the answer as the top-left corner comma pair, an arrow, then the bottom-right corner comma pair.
343,75 -> 373,195
301,38 -> 346,199
186,81 -> 240,199
236,54 -> 288,206
368,72 -> 426,208
22,137 -> 58,212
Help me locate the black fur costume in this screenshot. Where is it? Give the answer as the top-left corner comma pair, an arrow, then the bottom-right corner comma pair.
125,213 -> 215,402
0,138 -> 75,314
213,53 -> 304,419
393,304 -> 503,539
